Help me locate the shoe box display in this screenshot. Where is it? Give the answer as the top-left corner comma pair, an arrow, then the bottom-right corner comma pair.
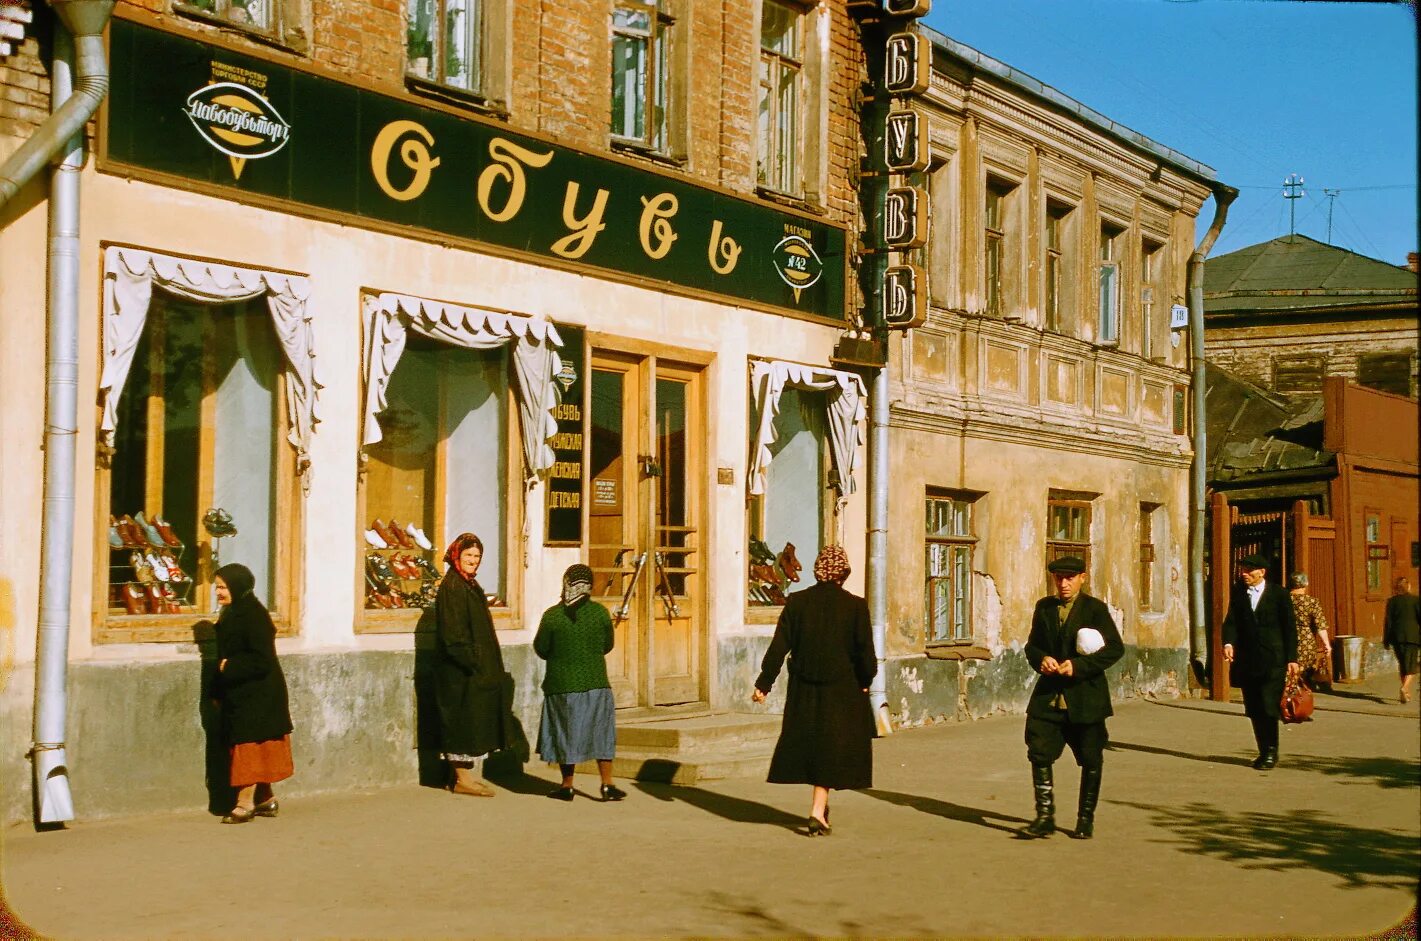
364,519 -> 439,610
108,512 -> 193,615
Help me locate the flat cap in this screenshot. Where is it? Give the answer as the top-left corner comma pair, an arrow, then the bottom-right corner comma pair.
1237,553 -> 1269,570
1047,556 -> 1086,574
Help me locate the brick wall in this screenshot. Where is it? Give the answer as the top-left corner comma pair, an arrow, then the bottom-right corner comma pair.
0,4 -> 49,145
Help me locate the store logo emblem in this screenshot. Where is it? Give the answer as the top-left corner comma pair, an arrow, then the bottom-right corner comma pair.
184,81 -> 291,181
772,235 -> 823,303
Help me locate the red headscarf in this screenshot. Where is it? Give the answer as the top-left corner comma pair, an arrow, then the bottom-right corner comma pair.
443,532 -> 484,584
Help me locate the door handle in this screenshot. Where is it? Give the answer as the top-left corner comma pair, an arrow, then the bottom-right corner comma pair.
653,551 -> 681,619
613,551 -> 647,622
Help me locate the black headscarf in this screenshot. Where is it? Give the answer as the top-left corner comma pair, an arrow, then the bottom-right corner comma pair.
215,562 -> 257,606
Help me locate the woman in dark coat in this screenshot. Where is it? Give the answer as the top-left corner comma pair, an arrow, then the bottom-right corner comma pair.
752,545 -> 876,835
433,532 -> 508,797
213,563 -> 293,824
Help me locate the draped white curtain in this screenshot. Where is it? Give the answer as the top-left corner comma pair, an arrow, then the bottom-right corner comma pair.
748,359 -> 867,497
98,246 -> 322,478
361,292 -> 564,480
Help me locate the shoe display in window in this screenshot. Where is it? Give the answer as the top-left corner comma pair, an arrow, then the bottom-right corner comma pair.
405,523 -> 433,551
372,519 -> 398,547
387,519 -> 416,549
144,583 -> 164,615
159,584 -> 182,614
366,554 -> 398,586
159,551 -> 189,583
108,516 -> 125,549
130,551 -> 156,584
364,528 -> 389,549
133,512 -> 167,549
201,507 -> 238,538
118,515 -> 146,548
412,556 -> 441,580
146,552 -> 172,583
152,516 -> 183,548
122,583 -> 145,615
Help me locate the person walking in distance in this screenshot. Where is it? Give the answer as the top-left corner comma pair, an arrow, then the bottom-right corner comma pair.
1019,556 -> 1123,840
1221,553 -> 1298,770
1383,576 -> 1420,704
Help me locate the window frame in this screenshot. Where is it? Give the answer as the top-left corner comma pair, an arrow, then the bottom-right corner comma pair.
984,181 -> 1007,318
1139,502 -> 1158,611
756,0 -> 804,197
1046,494 -> 1094,591
354,321 -> 525,635
924,490 -> 978,646
405,0 -> 482,94
1357,351 -> 1414,397
1043,201 -> 1069,333
1364,509 -> 1389,597
93,297 -> 303,644
1097,221 -> 1124,345
1141,237 -> 1164,360
609,0 -> 679,156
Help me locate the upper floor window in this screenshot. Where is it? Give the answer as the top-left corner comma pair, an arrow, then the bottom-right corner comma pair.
1098,222 -> 1123,345
1044,201 -> 1073,332
1273,353 -> 1325,395
984,182 -> 1009,317
925,491 -> 977,644
1358,351 -> 1414,398
611,1 -> 674,152
1365,512 -> 1388,592
407,0 -> 481,92
1141,239 -> 1163,359
178,0 -> 276,31
757,1 -> 802,195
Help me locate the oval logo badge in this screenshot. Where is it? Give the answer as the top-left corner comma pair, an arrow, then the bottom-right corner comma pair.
772,235 -> 824,293
184,82 -> 291,160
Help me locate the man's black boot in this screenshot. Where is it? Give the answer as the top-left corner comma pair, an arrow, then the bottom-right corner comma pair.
1071,766 -> 1102,839
1018,764 -> 1055,838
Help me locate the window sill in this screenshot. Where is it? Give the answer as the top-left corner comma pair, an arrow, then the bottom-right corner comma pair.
404,75 -> 509,120
97,612 -> 296,645
755,186 -> 825,215
355,604 -> 519,634
172,5 -> 306,55
611,139 -> 687,169
925,644 -> 991,661
745,604 -> 782,625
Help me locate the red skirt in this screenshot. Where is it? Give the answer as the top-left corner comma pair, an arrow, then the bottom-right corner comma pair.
230,735 -> 294,787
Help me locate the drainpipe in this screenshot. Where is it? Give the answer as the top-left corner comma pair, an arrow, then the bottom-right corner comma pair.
3,0 -> 117,828
1187,182 -> 1238,686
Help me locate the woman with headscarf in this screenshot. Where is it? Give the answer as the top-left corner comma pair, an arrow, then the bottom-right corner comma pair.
212,562 -> 293,824
533,564 -> 627,802
433,532 -> 507,797
1289,572 -> 1332,690
752,545 -> 876,835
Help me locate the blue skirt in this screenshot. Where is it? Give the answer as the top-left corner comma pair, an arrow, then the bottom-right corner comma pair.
537,687 -> 617,764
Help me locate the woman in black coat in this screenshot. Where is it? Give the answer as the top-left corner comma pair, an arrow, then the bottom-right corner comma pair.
752,545 -> 876,836
212,563 -> 293,824
433,532 -> 508,797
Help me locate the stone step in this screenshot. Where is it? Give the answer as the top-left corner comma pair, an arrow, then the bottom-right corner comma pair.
574,741 -> 776,786
613,711 -> 784,753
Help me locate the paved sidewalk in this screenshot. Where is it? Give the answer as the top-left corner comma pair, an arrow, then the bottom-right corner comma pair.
2,677 -> 1417,941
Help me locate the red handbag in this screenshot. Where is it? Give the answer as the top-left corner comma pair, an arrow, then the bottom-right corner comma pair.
1282,679 -> 1315,724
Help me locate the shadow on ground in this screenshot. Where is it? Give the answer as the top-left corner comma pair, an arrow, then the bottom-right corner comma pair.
1301,754 -> 1421,790
861,788 -> 1028,833
1318,687 -> 1393,706
633,782 -> 803,831
698,889 -> 937,940
1118,800 -> 1420,890
1109,739 -> 1255,768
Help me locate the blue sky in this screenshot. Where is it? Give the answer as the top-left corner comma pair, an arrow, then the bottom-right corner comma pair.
920,0 -> 1419,266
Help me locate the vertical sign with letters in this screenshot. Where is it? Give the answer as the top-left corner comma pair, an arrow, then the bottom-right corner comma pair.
885,109 -> 929,173
884,265 -> 927,329
885,0 -> 932,15
545,324 -> 585,546
883,186 -> 928,249
884,33 -> 930,96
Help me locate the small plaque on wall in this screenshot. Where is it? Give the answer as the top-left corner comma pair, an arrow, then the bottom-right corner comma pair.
545,324 -> 585,545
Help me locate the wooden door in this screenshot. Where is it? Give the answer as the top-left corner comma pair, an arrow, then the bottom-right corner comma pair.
650,364 -> 702,705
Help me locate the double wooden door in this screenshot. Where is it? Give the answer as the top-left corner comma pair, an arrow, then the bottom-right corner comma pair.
586,353 -> 704,707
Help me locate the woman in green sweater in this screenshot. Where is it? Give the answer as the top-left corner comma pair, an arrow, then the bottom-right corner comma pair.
534,564 -> 627,802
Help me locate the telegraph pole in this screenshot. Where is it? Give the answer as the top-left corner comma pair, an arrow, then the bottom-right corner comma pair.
1283,174 -> 1305,238
1323,188 -> 1340,244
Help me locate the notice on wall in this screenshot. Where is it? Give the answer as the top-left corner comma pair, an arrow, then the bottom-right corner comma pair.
545,324 -> 585,546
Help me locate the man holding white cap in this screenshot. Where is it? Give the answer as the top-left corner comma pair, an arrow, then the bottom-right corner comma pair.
1019,555 -> 1124,840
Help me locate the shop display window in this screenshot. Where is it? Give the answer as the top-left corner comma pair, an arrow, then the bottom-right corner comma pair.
747,387 -> 826,607
359,337 -> 512,627
100,296 -> 297,638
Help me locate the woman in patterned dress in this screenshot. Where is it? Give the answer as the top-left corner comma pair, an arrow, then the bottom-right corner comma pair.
1289,572 -> 1332,689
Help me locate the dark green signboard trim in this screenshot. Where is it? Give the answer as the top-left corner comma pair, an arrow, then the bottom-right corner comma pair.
103,18 -> 848,321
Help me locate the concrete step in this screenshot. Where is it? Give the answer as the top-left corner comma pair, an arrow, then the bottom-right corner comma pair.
614,712 -> 784,753
575,741 -> 777,786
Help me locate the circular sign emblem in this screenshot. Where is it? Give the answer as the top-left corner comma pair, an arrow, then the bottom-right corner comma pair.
184,82 -> 292,160
772,235 -> 824,292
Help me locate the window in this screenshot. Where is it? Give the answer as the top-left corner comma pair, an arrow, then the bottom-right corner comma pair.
104,297 -> 295,628
1098,222 -> 1123,345
925,492 -> 976,644
1358,351 -> 1413,397
1139,503 -> 1158,609
177,0 -> 276,32
748,386 -> 826,606
1272,353 -> 1325,395
1047,494 -> 1093,580
984,181 -> 1010,317
757,1 -> 802,195
611,1 -> 676,152
1141,239 -> 1163,359
1044,202 -> 1071,332
361,337 -> 511,623
1365,512 -> 1388,592
407,0 -> 481,91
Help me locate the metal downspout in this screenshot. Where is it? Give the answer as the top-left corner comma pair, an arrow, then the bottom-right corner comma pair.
7,0 -> 117,828
1187,183 -> 1238,686
868,362 -> 891,733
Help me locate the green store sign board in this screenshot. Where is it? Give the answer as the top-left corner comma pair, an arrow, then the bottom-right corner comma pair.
104,19 -> 849,321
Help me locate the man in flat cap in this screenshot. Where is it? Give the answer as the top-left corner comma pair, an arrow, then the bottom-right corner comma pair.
1019,555 -> 1123,840
1221,553 -> 1297,769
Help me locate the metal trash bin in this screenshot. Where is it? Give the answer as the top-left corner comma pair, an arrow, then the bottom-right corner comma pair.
1334,634 -> 1365,683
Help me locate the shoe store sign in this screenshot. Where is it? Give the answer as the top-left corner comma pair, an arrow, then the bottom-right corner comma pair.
103,18 -> 848,322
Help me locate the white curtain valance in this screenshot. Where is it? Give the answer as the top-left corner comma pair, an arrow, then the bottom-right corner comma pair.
99,246 -> 322,479
362,292 -> 564,480
748,359 -> 867,497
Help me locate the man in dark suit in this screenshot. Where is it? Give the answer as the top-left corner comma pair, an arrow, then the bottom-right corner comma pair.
1019,556 -> 1124,840
1221,553 -> 1298,770
1383,576 -> 1420,704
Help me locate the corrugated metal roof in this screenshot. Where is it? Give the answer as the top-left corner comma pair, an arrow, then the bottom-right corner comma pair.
1205,235 -> 1418,310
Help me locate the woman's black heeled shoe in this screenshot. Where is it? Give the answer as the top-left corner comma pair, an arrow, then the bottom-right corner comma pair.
807,816 -> 831,836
